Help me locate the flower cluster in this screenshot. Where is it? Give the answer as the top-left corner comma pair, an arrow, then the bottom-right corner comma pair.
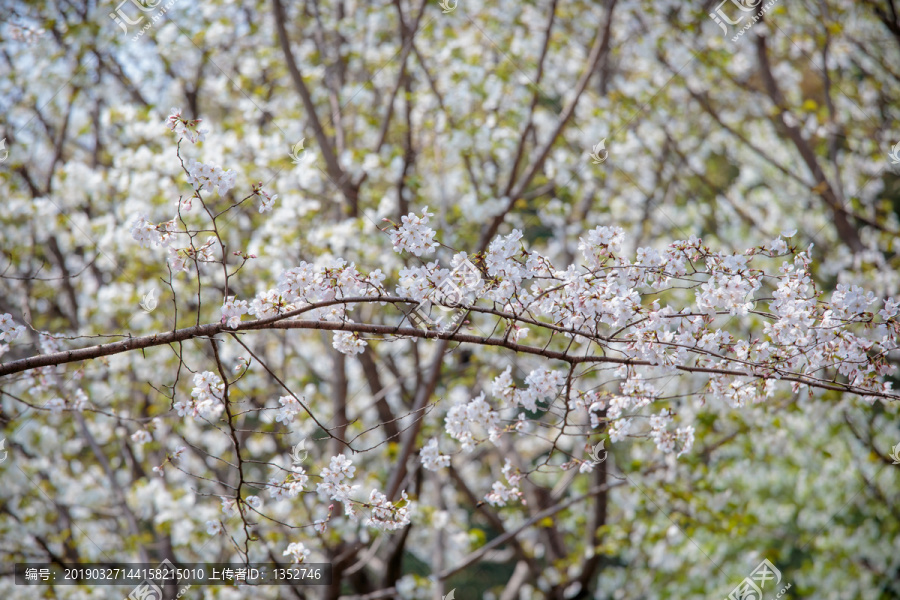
168,237 -> 217,272
696,253 -> 760,316
131,430 -> 152,444
221,296 -> 249,328
246,259 -> 386,356
274,395 -> 302,424
165,107 -> 208,143
184,158 -> 237,196
578,225 -> 625,267
386,207 -> 438,256
485,229 -> 527,286
445,392 -> 501,452
251,181 -> 278,213
44,389 -> 88,414
419,438 -> 451,471
489,366 -> 565,412
0,313 -> 26,357
130,214 -> 219,275
249,259 -> 385,322
130,215 -> 176,249
316,454 -> 360,518
268,465 -> 308,501
174,371 -> 225,421
332,331 -> 367,355
485,459 -> 525,507
605,373 -> 661,441
648,409 -> 695,457
366,489 -> 411,531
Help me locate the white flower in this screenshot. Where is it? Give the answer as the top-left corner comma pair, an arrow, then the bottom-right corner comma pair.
221,497 -> 237,516
419,438 -> 450,471
206,520 -> 223,535
767,238 -> 788,255
880,297 -> 900,321
283,542 -> 311,564
71,389 -> 88,412
184,158 -> 236,196
388,207 -> 438,256
366,489 -> 411,531
275,395 -> 302,424
316,454 -> 359,510
130,214 -> 163,248
578,225 -> 625,266
131,430 -> 152,444
46,397 -> 66,413
0,314 -> 26,342
245,495 -> 263,510
289,466 -> 308,497
676,425 -> 695,457
165,107 -> 208,143
332,331 -> 367,355
445,392 -> 501,452
221,296 -> 249,329
268,477 -> 289,501
253,183 -> 277,213
180,371 -> 225,421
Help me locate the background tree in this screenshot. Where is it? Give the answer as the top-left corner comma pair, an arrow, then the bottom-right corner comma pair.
1,1 -> 899,599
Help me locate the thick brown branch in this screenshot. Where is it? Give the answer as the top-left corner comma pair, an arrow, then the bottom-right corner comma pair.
1,296 -> 896,401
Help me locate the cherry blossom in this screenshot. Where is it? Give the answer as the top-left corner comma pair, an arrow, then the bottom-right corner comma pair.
4,4 -> 900,598
174,371 -> 225,421
419,438 -> 451,471
184,158 -> 237,196
221,296 -> 249,329
283,541 -> 311,564
251,182 -> 277,213
131,430 -> 152,444
332,331 -> 367,355
386,207 -> 439,256
366,489 -> 411,531
165,107 -> 208,143
206,520 -> 223,535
